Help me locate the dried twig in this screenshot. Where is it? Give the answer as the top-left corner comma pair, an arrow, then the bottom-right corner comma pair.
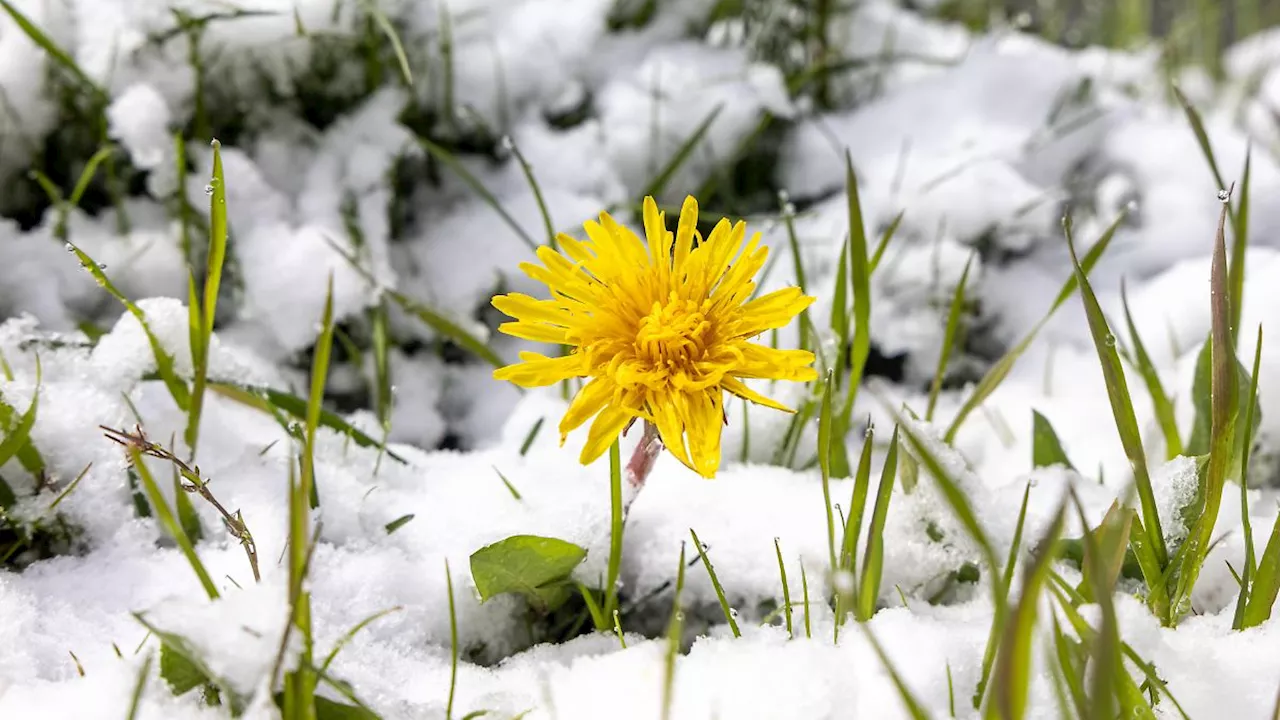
102,424 -> 261,582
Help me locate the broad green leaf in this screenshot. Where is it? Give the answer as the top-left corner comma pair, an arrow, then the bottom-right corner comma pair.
470,534 -> 587,612
1031,410 -> 1074,470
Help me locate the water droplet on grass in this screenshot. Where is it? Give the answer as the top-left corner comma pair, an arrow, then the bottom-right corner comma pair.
204,184 -> 215,195
1218,189 -> 1230,202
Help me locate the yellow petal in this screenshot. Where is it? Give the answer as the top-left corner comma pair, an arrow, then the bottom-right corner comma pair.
579,401 -> 636,465
722,376 -> 794,413
684,390 -> 723,478
736,344 -> 819,381
493,352 -> 585,387
492,293 -> 571,325
560,377 -> 614,440
642,196 -> 672,270
674,196 -> 698,271
497,321 -> 569,344
648,391 -> 692,469
733,287 -> 817,337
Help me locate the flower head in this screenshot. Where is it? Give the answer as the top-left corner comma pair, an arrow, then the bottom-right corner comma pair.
492,196 -> 817,477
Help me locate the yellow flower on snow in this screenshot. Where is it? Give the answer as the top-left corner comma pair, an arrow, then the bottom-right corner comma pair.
491,196 -> 818,478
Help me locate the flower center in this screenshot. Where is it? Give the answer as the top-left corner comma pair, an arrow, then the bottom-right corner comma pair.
607,291 -> 723,392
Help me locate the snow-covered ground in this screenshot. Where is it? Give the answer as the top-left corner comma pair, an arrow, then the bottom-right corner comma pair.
2,1 -> 1280,718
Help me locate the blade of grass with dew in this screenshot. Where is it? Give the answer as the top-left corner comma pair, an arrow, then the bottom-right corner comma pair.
927,254 -> 974,420
1064,215 -> 1170,595
817,371 -> 839,576
944,210 -> 1127,443
857,425 -> 898,621
605,441 -> 624,619
1120,279 -> 1183,458
689,528 -> 741,637
185,140 -> 229,457
661,543 -> 686,720
859,622 -> 931,720
774,537 -> 794,638
1234,325 -> 1263,629
130,448 -> 219,600
988,502 -> 1066,720
641,104 -> 723,200
69,244 -> 189,411
302,274 -> 336,510
1170,193 -> 1238,621
417,136 -> 537,252
1172,86 -> 1228,194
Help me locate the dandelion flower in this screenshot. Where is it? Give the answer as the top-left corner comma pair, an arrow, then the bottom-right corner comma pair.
491,196 -> 817,478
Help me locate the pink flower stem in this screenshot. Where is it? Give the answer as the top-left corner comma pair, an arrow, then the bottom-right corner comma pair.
625,421 -> 662,493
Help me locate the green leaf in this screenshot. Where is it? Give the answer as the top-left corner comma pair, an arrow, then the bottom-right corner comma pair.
314,694 -> 380,720
469,534 -> 587,612
1031,410 -> 1075,470
159,642 -> 211,697
1186,338 -> 1258,475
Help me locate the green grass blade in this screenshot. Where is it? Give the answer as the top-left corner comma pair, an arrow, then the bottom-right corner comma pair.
801,558 -> 811,639
302,273 -> 336,511
507,140 -> 555,249
605,441 -> 624,618
641,104 -> 723,200
185,140 -> 229,457
975,478 -> 1034,709
208,381 -> 406,463
838,152 -> 873,443
1120,279 -> 1183,458
836,426 -> 875,630
661,543 -> 687,720
417,136 -> 538,252
1063,215 -> 1167,568
1171,194 -> 1238,620
868,211 -> 905,275
944,211 -> 1126,443
857,425 -> 898,621
927,254 -> 974,420
1172,86 -> 1228,193
817,371 -> 839,575
172,467 -> 203,543
0,383 -> 39,474
125,652 -> 153,720
1243,512 -> 1280,628
69,244 -> 189,410
68,146 -> 115,208
689,527 -> 741,638
445,560 -> 458,720
858,622 -> 931,720
130,447 -> 219,600
519,417 -> 543,456
1229,147 -> 1251,335
359,0 -> 412,85
319,606 -> 402,673
1234,325 -> 1263,629
774,537 -> 794,638
988,503 -> 1066,720
0,0 -> 105,99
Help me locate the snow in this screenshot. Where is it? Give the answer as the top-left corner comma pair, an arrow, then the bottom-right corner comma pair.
1,1 -> 1280,719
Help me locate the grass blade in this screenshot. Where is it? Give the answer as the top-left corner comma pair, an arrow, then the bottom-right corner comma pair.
1171,191 -> 1238,620
302,273 -> 336,511
1063,215 -> 1168,569
130,447 -> 219,600
859,622 -> 931,720
927,254 -> 974,421
944,211 -> 1126,443
1120,279 -> 1183,458
359,0 -> 412,85
857,425 -> 898,621
661,543 -> 687,720
641,104 -> 724,200
417,136 -> 538,252
836,426 -> 875,631
689,528 -> 740,637
1243,512 -> 1280,628
0,0 -> 105,99
838,152 -> 873,446
185,139 -> 230,457
1229,147 -> 1251,335
774,537 -> 794,638
868,211 -> 905,275
988,502 -> 1066,720
1234,325 -> 1263,628
817,371 -> 839,575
